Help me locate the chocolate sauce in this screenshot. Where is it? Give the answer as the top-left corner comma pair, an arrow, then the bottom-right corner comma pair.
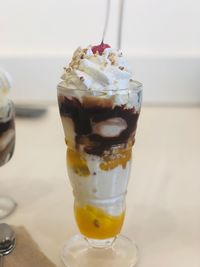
0,137 -> 15,167
0,118 -> 13,136
58,96 -> 91,135
0,108 -> 15,166
58,95 -> 140,156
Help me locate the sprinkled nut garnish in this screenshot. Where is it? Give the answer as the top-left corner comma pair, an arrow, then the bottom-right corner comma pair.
70,60 -> 80,69
93,219 -> 100,228
80,76 -> 85,81
83,48 -> 88,54
108,52 -> 117,65
65,67 -> 72,73
119,66 -> 124,71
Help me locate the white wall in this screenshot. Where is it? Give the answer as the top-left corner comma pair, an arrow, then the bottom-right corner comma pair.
1,0 -> 200,56
0,0 -> 200,103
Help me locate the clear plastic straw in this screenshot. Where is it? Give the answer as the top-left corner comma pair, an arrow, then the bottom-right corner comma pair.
117,0 -> 125,50
102,0 -> 111,43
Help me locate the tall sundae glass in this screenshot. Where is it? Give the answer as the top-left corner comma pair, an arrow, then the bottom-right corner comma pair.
0,69 -> 16,219
57,43 -> 142,267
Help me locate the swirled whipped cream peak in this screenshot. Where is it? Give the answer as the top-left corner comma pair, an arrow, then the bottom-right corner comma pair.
0,68 -> 12,109
60,43 -> 133,91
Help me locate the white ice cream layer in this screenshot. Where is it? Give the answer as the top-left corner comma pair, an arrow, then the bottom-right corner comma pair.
92,117 -> 127,137
61,116 -> 76,147
67,155 -> 132,203
0,68 -> 12,117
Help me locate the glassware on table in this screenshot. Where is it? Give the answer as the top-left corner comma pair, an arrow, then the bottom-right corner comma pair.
0,101 -> 16,219
57,81 -> 142,267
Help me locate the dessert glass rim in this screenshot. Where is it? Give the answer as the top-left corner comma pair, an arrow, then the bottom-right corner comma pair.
57,80 -> 142,95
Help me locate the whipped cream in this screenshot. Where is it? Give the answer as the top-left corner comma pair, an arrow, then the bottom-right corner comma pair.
0,68 -> 12,109
60,46 -> 133,91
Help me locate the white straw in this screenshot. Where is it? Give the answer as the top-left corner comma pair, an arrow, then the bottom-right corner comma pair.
102,0 -> 111,43
117,0 -> 125,50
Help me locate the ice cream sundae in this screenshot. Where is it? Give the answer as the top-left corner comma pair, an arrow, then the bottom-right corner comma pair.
57,43 -> 142,240
0,69 -> 15,166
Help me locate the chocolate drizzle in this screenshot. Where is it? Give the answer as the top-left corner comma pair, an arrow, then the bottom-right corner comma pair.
0,137 -> 15,167
0,118 -> 13,136
59,96 -> 91,135
0,114 -> 15,167
58,95 -> 140,156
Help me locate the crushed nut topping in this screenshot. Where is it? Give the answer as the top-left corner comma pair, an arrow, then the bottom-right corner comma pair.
83,48 -> 88,54
108,52 -> 117,65
64,67 -> 72,73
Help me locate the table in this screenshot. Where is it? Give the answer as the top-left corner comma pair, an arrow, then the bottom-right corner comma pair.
1,105 -> 200,267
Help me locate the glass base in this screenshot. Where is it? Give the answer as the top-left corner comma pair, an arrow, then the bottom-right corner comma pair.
61,234 -> 138,267
0,197 -> 17,219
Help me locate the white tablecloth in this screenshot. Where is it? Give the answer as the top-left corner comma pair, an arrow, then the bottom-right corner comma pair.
1,105 -> 200,267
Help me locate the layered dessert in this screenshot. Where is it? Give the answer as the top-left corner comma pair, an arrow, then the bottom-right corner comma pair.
57,43 -> 142,240
0,69 -> 15,167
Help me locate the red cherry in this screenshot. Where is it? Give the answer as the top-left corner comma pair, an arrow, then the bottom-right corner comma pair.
92,42 -> 111,55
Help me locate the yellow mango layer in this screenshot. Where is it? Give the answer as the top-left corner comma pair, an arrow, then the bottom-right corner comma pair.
100,148 -> 132,171
74,204 -> 125,239
67,148 -> 90,177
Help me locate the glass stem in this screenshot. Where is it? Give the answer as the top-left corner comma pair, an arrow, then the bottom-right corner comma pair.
86,237 -> 116,249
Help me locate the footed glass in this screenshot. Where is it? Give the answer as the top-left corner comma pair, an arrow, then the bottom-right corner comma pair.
57,81 -> 142,267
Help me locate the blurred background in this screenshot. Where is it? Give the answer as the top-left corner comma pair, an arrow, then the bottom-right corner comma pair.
0,0 -> 200,104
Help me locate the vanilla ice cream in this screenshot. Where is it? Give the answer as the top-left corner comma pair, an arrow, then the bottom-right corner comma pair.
0,68 -> 12,118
